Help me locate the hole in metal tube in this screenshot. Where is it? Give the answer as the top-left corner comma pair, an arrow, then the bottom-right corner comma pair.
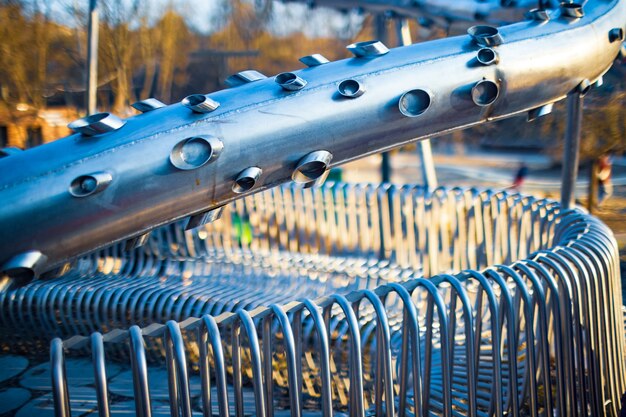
181,94 -> 220,113
292,150 -> 332,184
69,172 -> 112,197
346,40 -> 389,57
467,25 -> 503,47
275,72 -> 307,91
476,48 -> 498,65
560,2 -> 583,18
0,251 -> 46,286
170,136 -> 223,170
338,80 -> 365,98
233,167 -> 262,194
471,80 -> 499,106
399,89 -> 431,117
68,112 -> 126,136
609,28 -> 625,43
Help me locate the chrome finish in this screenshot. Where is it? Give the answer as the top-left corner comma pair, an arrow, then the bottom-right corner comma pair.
67,112 -> 125,136
275,72 -> 307,91
5,183 -> 616,417
398,89 -> 432,116
346,40 -> 389,57
337,79 -> 366,98
169,136 -> 223,170
291,150 -> 332,184
233,167 -> 262,194
0,250 -> 46,286
181,94 -> 220,113
467,25 -> 503,46
471,79 -> 499,106
610,27 -> 625,42
225,70 -> 267,87
185,206 -> 224,230
131,98 -> 166,113
560,2 -> 584,18
527,102 -> 554,121
476,47 -> 498,65
0,0 -> 624,278
526,7 -> 551,21
299,54 -> 330,67
68,171 -> 112,198
124,232 -> 151,251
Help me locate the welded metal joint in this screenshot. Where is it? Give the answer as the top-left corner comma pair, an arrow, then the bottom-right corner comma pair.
299,54 -> 330,67
233,167 -> 262,194
169,136 -> 223,170
181,94 -> 220,113
468,25 -> 503,46
346,40 -> 390,57
292,150 -> 332,184
576,78 -> 591,96
275,72 -> 307,91
527,103 -> 554,122
337,79 -> 366,98
68,171 -> 112,198
68,112 -> 126,136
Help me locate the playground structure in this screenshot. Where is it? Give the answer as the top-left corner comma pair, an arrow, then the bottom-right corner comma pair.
0,0 -> 625,416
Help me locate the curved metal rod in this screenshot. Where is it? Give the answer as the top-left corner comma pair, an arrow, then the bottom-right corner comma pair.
50,338 -> 71,417
198,315 -> 230,417
164,321 -> 193,417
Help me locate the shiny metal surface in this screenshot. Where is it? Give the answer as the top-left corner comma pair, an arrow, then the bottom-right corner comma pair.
0,0 -> 624,280
0,182 -> 623,414
25,183 -> 621,416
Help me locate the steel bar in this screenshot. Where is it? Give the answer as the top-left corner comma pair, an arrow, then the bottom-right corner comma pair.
560,92 -> 584,209
86,0 -> 99,115
1,0 -> 624,280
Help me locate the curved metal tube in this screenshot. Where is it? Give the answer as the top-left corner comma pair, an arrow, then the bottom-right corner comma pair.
0,0 -> 624,279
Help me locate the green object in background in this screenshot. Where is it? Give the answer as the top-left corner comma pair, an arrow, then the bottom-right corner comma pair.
327,168 -> 343,182
232,213 -> 253,246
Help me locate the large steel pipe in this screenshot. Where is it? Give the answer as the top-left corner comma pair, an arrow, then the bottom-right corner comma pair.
0,0 -> 624,281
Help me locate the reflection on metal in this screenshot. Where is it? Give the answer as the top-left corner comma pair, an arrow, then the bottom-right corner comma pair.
185,206 -> 224,230
560,2 -> 584,19
292,150 -> 332,184
275,72 -> 307,91
181,94 -> 220,113
476,47 -> 498,66
337,79 -> 366,98
169,136 -> 223,170
9,183 -> 616,417
0,0 -> 623,278
347,40 -> 390,57
0,250 -> 46,286
299,54 -> 330,67
68,172 -> 112,198
131,98 -> 166,113
67,112 -> 125,136
399,89 -> 432,116
225,70 -> 268,87
527,103 -> 554,121
124,232 -> 151,251
526,7 -> 550,21
467,25 -> 503,46
233,167 -> 262,194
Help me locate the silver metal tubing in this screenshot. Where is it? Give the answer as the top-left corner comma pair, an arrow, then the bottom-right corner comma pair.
132,98 -> 167,113
346,40 -> 390,57
0,182 -> 621,416
181,94 -> 220,113
225,70 -> 268,87
67,112 -> 126,136
1,0 -> 624,277
299,54 -> 330,67
275,72 -> 307,91
560,92 -> 583,209
232,167 -> 262,194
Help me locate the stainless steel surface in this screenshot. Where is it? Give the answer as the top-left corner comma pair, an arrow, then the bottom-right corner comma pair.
0,0 -> 624,280
560,92 -> 584,209
4,182 -> 613,416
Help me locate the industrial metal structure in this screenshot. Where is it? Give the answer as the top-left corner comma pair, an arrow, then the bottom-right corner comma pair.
0,0 -> 625,416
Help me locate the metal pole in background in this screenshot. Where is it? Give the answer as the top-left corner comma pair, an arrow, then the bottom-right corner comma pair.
86,0 -> 99,115
375,14 -> 392,183
560,92 -> 584,209
396,18 -> 438,191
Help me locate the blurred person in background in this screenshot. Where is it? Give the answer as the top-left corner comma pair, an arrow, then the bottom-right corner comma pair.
597,153 -> 613,205
511,163 -> 529,191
